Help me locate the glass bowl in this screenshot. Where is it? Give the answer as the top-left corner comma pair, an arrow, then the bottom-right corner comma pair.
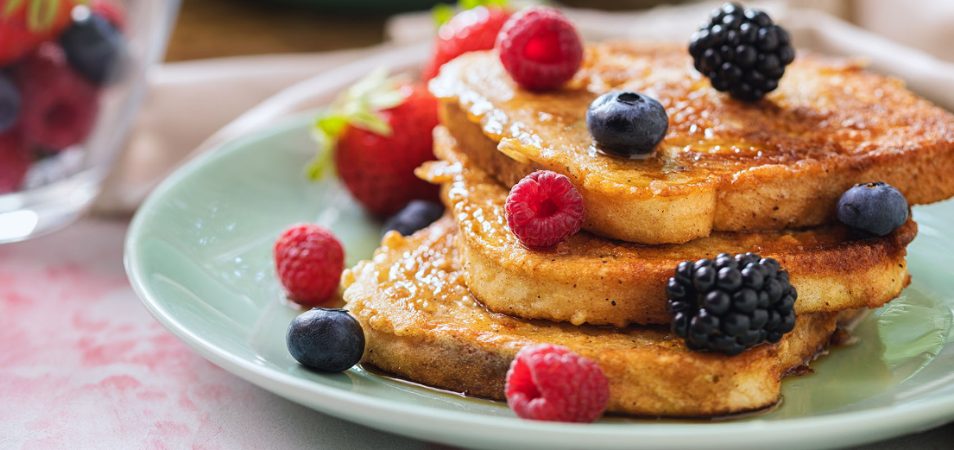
0,0 -> 180,243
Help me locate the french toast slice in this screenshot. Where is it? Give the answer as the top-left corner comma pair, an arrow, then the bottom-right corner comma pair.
421,127 -> 915,327
342,217 -> 847,417
431,41 -> 954,244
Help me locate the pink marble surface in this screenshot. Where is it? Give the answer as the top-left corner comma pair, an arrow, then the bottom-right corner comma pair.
1,217 -> 950,449
0,218 -> 424,450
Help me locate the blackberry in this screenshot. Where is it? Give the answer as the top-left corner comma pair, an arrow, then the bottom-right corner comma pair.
666,252 -> 797,355
688,3 -> 795,101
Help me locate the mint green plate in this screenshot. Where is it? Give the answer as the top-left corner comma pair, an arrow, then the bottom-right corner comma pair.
125,113 -> 954,449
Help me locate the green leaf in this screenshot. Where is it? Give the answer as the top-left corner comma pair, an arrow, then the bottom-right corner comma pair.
304,148 -> 334,181
365,89 -> 406,112
334,67 -> 406,134
465,0 -> 509,9
27,0 -> 60,31
3,0 -> 25,17
348,109 -> 392,136
307,68 -> 408,181
432,3 -> 455,26
345,67 -> 390,101
307,114 -> 344,181
337,67 -> 408,112
432,0 -> 510,27
316,114 -> 347,139
878,293 -> 953,379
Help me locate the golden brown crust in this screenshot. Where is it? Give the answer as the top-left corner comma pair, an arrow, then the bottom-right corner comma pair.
343,218 -> 843,417
425,126 -> 914,326
431,42 -> 954,244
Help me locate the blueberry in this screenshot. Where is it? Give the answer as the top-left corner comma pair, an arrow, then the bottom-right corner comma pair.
836,182 -> 909,236
585,91 -> 669,158
382,200 -> 444,236
0,74 -> 20,133
286,308 -> 365,372
59,9 -> 127,86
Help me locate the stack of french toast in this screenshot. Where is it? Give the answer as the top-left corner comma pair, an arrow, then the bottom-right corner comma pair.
341,9 -> 954,419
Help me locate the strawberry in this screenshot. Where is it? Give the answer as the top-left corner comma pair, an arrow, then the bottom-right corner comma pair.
308,69 -> 439,217
0,131 -> 30,194
0,0 -> 76,65
15,43 -> 99,151
423,5 -> 512,80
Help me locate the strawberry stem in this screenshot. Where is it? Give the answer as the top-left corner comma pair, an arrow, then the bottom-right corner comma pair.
307,68 -> 410,181
3,0 -> 26,17
27,0 -> 59,30
432,4 -> 455,26
306,114 -> 347,180
432,0 -> 510,26
5,0 -> 88,31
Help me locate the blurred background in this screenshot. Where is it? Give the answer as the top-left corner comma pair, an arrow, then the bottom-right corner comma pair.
83,0 -> 953,215
4,0 -> 951,221
165,0 -> 952,62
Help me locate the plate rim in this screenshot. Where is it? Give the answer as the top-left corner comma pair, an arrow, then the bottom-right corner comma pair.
125,66 -> 954,450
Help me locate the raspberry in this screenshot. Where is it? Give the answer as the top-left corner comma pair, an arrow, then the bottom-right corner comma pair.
505,170 -> 584,249
15,43 -> 100,151
0,132 -> 30,194
495,7 -> 583,91
274,224 -> 345,307
505,344 -> 609,423
91,0 -> 128,31
423,6 -> 512,80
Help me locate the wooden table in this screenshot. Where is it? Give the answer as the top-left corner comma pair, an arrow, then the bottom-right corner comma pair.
163,0 -> 696,61
165,0 -> 389,61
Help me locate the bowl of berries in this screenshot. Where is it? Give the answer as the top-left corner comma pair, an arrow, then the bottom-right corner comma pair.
0,0 -> 179,243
